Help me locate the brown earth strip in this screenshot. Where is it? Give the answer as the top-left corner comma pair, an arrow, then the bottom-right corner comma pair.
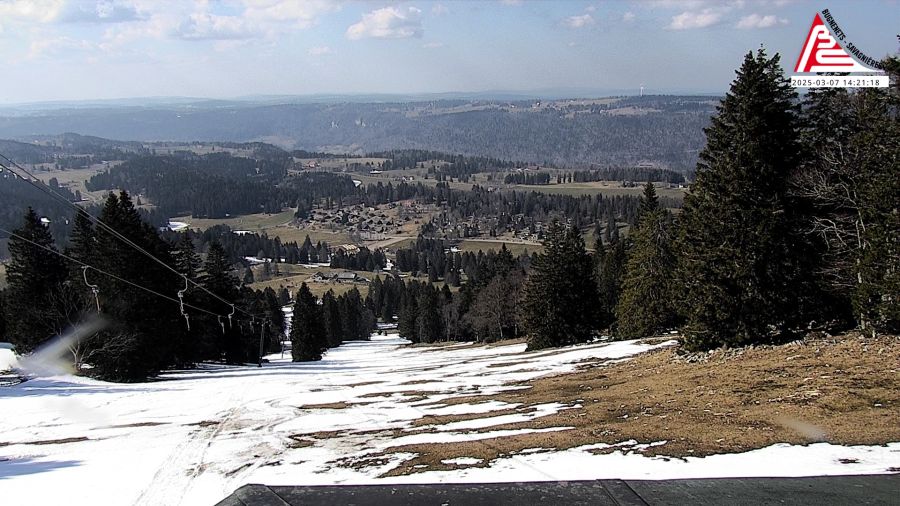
373,332 -> 899,476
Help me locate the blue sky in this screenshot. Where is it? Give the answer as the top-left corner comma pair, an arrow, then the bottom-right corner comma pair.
0,0 -> 897,103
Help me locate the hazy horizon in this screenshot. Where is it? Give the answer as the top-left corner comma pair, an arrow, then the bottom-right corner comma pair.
1,0 -> 896,105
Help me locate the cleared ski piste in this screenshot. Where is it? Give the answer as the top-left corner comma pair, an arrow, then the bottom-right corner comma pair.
1,335 -> 897,506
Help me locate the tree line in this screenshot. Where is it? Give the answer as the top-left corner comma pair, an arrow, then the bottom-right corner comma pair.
364,50 -> 899,351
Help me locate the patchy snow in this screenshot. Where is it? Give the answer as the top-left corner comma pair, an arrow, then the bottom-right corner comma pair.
243,256 -> 272,265
441,457 -> 483,466
166,221 -> 189,232
0,335 -> 896,506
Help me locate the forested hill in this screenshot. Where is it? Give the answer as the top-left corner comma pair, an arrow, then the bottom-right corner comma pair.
0,96 -> 715,171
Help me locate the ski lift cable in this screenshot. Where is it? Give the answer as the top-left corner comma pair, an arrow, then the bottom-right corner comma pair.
0,225 -> 245,320
0,154 -> 264,318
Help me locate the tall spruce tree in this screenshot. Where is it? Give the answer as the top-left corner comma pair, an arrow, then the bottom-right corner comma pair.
87,192 -> 181,380
596,237 -> 627,330
201,241 -> 242,362
416,285 -> 442,344
321,289 -> 343,348
520,219 -> 600,350
0,290 -> 6,341
676,49 -> 808,351
290,283 -> 326,361
614,182 -> 676,339
5,208 -> 72,354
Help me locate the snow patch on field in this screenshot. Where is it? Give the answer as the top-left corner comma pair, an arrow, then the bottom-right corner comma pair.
0,334 -> 896,506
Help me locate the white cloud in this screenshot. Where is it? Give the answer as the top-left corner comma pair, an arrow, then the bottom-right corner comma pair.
346,6 -> 423,40
735,13 -> 787,29
307,45 -> 332,56
623,11 -> 636,23
431,3 -> 449,16
422,41 -> 444,49
28,36 -> 96,59
174,12 -> 258,41
241,0 -> 336,28
667,9 -> 722,30
563,14 -> 595,29
500,0 -> 523,5
0,0 -> 66,23
585,5 -> 596,12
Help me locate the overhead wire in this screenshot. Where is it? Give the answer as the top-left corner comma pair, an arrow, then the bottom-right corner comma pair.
0,225 -> 231,319
0,152 -> 265,319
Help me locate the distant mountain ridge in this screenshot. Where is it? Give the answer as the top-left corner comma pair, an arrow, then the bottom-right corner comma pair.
0,95 -> 716,170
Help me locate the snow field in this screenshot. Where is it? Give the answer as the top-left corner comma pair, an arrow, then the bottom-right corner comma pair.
0,334 -> 897,506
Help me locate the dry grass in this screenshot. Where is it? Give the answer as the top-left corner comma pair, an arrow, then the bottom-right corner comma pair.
373,333 -> 900,475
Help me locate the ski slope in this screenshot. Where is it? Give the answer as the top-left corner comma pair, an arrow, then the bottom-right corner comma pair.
0,335 -> 896,505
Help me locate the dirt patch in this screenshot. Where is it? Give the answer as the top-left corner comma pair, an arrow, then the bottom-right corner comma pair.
298,402 -> 352,410
485,338 -> 528,347
16,436 -> 90,446
410,407 -> 530,428
346,381 -> 384,387
106,421 -> 168,428
398,379 -> 437,385
359,390 -> 444,399
376,333 -> 899,474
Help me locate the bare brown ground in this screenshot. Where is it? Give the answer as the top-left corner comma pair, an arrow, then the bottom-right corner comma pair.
376,333 -> 899,476
298,402 -> 352,410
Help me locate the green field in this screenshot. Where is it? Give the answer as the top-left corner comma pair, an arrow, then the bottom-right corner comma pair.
249,266 -> 378,299
0,263 -> 6,289
170,211 -> 354,246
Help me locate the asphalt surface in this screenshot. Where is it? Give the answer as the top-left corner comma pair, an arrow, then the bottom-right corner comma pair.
215,474 -> 900,505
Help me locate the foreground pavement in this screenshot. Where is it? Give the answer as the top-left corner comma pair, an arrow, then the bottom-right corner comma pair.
217,474 -> 900,505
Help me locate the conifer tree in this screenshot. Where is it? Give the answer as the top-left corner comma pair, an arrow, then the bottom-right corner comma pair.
201,241 -> 242,362
596,237 -> 627,329
676,49 -> 807,350
416,286 -> 442,343
398,285 -> 419,342
321,289 -> 343,348
615,182 -> 676,339
87,192 -> 181,380
5,208 -> 72,354
0,290 -> 6,341
290,283 -> 326,361
521,219 -> 600,350
173,234 -> 201,280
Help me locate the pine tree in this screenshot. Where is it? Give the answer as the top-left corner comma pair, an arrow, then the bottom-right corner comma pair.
416,286 -> 442,343
596,237 -> 627,329
398,284 -> 419,342
4,208 -> 71,354
172,234 -> 201,280
0,290 -> 6,341
614,182 -> 676,339
321,289 -> 343,348
87,192 -> 181,380
290,283 -> 326,361
676,49 -> 807,351
520,219 -> 600,350
201,241 -> 242,362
